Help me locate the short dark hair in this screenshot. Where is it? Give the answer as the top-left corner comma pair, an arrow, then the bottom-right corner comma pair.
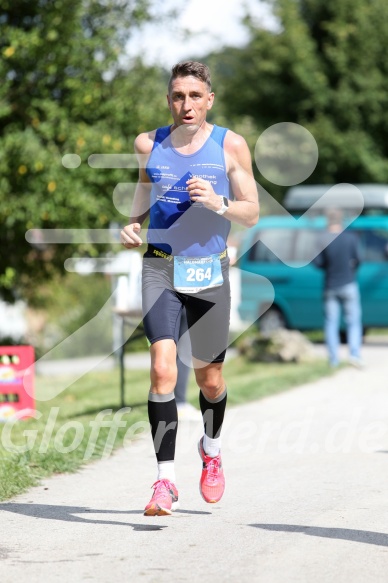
168,61 -> 212,93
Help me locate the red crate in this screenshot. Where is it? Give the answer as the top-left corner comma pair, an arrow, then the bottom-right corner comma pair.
0,345 -> 35,420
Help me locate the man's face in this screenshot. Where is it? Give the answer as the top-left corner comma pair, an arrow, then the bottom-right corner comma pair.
167,75 -> 214,130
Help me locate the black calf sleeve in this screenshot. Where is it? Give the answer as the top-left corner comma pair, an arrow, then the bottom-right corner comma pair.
148,392 -> 178,462
199,388 -> 227,439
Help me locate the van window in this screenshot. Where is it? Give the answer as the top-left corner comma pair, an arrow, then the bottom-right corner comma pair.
360,229 -> 388,262
249,229 -> 295,263
293,230 -> 324,263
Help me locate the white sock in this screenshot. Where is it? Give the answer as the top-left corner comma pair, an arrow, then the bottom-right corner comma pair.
157,461 -> 176,484
203,435 -> 221,457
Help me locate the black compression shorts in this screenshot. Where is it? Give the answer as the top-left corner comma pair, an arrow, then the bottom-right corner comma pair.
142,247 -> 231,363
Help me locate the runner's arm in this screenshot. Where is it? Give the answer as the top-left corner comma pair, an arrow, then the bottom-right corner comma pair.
121,133 -> 153,248
186,131 -> 259,228
223,132 -> 259,228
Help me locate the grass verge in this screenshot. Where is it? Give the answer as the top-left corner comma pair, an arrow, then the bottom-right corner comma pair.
0,356 -> 334,501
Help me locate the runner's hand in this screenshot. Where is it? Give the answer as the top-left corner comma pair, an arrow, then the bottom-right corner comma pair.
186,177 -> 222,212
121,223 -> 143,248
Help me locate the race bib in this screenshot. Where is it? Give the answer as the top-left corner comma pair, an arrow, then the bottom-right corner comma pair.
173,255 -> 224,293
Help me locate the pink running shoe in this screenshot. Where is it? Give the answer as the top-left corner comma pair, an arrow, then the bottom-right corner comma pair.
144,479 -> 179,516
198,437 -> 225,503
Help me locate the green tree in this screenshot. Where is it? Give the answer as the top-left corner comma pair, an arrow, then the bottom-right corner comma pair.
0,0 -> 170,301
209,0 -> 388,198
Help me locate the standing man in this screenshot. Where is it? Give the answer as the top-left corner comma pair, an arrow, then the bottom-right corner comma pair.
314,208 -> 363,368
121,61 -> 259,516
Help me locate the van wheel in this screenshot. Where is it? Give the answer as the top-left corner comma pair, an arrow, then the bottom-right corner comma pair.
259,308 -> 286,335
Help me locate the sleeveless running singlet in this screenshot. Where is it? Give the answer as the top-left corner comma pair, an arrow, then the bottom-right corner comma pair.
145,124 -> 231,257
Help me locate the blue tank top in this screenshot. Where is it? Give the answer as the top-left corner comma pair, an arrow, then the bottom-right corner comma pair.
146,124 -> 232,256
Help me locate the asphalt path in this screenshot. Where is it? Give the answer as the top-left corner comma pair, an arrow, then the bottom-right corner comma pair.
1,340 -> 388,582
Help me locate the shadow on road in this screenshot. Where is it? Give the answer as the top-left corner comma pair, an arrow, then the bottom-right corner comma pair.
0,502 -> 208,531
250,523 -> 388,547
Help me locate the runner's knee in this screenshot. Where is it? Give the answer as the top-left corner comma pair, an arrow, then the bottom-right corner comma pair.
196,369 -> 224,398
152,359 -> 176,386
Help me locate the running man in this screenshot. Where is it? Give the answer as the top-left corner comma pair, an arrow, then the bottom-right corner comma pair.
121,61 -> 259,516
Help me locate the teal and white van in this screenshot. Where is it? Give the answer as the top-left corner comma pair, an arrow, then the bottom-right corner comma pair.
238,184 -> 388,334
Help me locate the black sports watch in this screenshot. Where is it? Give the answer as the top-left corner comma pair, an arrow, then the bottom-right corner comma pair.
215,196 -> 229,215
